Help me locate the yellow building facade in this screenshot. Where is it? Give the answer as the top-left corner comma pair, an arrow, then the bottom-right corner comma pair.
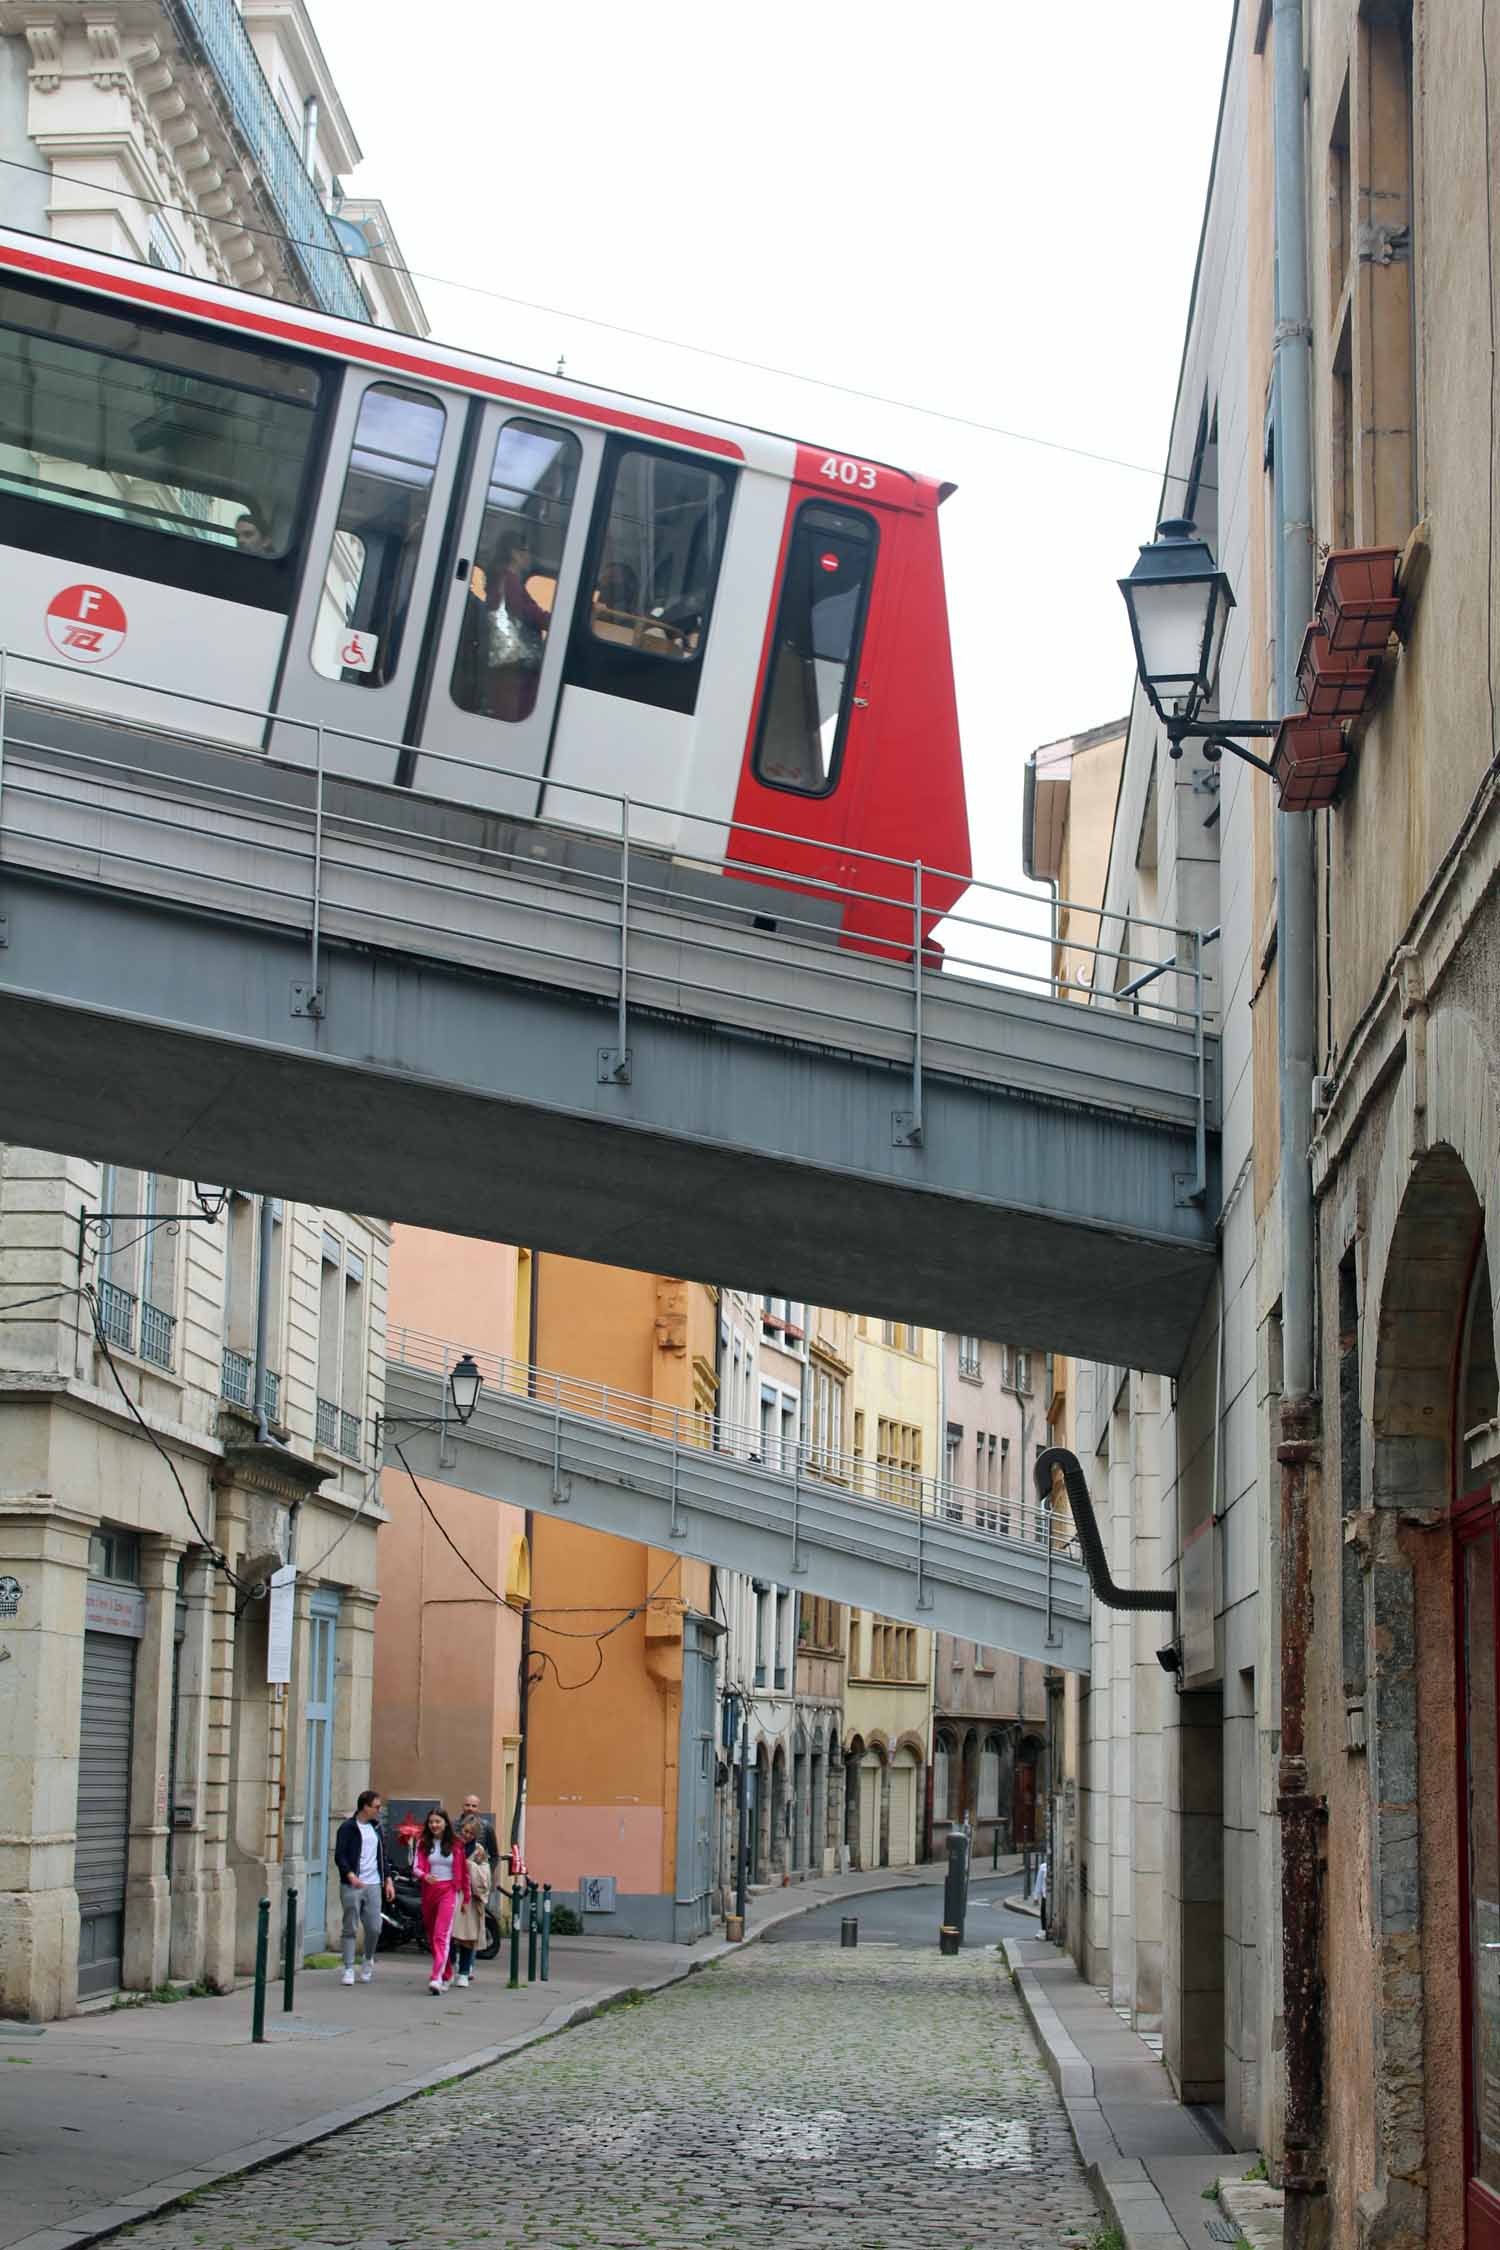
842,1318 -> 940,1868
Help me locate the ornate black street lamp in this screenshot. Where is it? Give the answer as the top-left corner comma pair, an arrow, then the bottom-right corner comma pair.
1119,520 -> 1282,773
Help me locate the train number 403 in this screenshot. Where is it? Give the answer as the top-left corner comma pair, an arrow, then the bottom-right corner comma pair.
819,454 -> 877,490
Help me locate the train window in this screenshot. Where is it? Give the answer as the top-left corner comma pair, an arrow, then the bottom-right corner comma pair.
0,279 -> 319,554
451,418 -> 581,725
752,503 -> 877,796
588,450 -> 732,667
312,384 -> 446,686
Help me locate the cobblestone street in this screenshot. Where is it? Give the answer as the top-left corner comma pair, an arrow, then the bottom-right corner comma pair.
116,1943 -> 1100,2250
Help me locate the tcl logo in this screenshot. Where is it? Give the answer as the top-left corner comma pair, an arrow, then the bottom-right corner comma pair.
45,583 -> 128,664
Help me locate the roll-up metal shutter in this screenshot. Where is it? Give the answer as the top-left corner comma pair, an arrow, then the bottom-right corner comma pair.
76,1631 -> 135,1996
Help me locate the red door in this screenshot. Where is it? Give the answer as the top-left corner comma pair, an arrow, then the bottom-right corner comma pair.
1457,1491 -> 1500,2247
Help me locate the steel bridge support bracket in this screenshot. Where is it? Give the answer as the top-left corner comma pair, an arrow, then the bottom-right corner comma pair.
597,1047 -> 632,1085
290,981 -> 324,1020
892,1110 -> 923,1148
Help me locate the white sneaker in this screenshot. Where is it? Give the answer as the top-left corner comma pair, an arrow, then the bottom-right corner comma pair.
456,1973 -> 469,1988
429,1978 -> 442,1994
341,1968 -> 355,1986
357,1962 -> 374,1983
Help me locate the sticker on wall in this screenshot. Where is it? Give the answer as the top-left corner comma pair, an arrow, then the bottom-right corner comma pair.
46,583 -> 128,664
0,1576 -> 20,1619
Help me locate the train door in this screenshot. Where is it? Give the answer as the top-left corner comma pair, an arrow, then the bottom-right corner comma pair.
726,493 -> 888,909
542,440 -> 740,848
407,406 -> 603,817
275,370 -> 466,782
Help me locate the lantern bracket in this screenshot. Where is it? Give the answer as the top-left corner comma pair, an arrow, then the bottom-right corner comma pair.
1167,718 -> 1280,777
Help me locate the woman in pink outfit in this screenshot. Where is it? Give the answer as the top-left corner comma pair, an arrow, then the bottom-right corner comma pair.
413,1808 -> 470,1994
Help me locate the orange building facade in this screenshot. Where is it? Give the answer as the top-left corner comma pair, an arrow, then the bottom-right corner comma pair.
526,1258 -> 720,1940
372,1228 -> 525,1837
372,1237 -> 723,1942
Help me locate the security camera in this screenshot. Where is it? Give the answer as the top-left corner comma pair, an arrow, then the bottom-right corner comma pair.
1156,1643 -> 1182,1675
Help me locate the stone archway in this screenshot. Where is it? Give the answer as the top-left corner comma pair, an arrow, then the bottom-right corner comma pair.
844,1735 -> 863,1866
791,1725 -> 808,1874
752,1743 -> 770,1886
808,1730 -> 825,1876
1355,1014 -> 1500,2249
770,1745 -> 789,1878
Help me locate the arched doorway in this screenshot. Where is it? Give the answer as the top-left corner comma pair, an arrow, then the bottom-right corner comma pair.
770,1745 -> 788,1878
1454,1240 -> 1500,2247
858,1745 -> 884,1868
933,1729 -> 956,1828
888,1746 -> 920,1867
844,1737 -> 863,1866
979,1732 -> 1003,1831
809,1732 -> 825,1874
1363,1134 -> 1498,2248
750,1743 -> 769,1885
792,1727 -> 808,1873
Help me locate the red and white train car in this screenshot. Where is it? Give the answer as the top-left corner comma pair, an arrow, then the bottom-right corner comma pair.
0,228 -> 970,946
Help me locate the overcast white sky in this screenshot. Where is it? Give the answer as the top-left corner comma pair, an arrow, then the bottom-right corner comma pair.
317,0 -> 1232,907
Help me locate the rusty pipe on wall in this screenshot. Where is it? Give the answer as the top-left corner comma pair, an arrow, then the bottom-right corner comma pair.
1278,1398 -> 1325,2203
1033,1447 -> 1176,1615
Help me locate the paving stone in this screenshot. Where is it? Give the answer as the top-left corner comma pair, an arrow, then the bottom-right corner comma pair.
111,1944 -> 1101,2247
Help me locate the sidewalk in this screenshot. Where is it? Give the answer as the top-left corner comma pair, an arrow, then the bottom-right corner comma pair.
1004,1931 -> 1274,2248
0,1860 -> 960,2250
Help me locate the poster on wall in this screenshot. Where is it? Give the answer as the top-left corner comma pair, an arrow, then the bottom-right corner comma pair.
266,1565 -> 296,1685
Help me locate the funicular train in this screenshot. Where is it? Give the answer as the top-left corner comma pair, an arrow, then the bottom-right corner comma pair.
0,227 -> 971,949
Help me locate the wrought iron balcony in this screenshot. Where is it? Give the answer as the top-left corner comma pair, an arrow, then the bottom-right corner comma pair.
222,1350 -> 279,1419
99,1280 -> 137,1352
316,1395 -> 338,1449
140,1301 -> 176,1370
340,1409 -> 361,1460
164,0 -> 369,324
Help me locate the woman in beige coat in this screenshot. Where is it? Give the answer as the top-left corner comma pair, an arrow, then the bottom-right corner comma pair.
449,1814 -> 492,1988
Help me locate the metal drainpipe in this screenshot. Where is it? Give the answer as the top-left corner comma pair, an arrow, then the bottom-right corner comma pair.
511,1251 -> 540,1860
1271,0 -> 1325,2220
252,1193 -> 275,1447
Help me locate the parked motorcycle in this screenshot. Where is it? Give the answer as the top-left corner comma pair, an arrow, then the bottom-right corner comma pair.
381,1866 -> 502,1962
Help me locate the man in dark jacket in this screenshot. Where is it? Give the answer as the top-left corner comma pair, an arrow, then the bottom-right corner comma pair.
334,1790 -> 394,1985
459,1794 -> 501,1868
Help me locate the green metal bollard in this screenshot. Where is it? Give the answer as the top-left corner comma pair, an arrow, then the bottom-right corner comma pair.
527,1881 -> 539,1983
251,1895 -> 270,2043
507,1884 -> 521,1989
540,1884 -> 552,1982
282,1885 -> 298,2013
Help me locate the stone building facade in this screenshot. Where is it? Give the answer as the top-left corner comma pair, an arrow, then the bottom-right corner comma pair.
932,1330 -> 1049,1860
0,0 -> 419,2023
1292,4 -> 1500,2241
0,1155 -> 388,2017
1035,0 -> 1274,2149
1030,8 -> 1500,2240
0,0 -> 424,334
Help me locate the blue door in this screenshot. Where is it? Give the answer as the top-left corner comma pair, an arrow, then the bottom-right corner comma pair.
303,1593 -> 341,1945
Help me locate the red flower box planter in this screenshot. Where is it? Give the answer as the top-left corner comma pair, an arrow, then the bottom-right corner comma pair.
1315,546 -> 1401,656
1272,716 -> 1350,810
1296,621 -> 1376,719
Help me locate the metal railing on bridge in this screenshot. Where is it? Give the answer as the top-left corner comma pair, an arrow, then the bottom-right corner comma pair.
0,649 -> 1215,1184
385,1324 -> 1073,1552
380,1328 -> 1092,1667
